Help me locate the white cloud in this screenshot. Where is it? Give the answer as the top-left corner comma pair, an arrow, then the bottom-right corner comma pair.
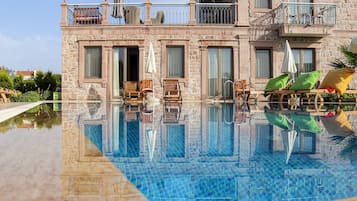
0,32 -> 61,73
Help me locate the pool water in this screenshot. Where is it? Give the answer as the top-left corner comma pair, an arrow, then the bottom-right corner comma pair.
0,103 -> 356,201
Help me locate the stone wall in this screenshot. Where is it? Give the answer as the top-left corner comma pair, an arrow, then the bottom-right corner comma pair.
62,0 -> 357,101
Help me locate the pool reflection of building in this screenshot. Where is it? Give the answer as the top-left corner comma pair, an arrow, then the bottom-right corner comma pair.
62,102 -> 357,200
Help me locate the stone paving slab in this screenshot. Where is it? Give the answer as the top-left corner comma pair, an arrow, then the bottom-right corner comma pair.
0,102 -> 43,123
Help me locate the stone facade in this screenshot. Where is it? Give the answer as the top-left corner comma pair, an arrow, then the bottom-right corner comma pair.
61,0 -> 357,101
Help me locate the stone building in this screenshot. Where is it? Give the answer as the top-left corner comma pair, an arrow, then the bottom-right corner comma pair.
61,0 -> 356,101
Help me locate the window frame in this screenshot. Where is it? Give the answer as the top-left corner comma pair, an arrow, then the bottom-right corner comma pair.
255,48 -> 273,79
166,46 -> 185,78
254,0 -> 272,9
84,46 -> 103,79
292,48 -> 315,75
79,41 -> 106,84
161,40 -> 189,83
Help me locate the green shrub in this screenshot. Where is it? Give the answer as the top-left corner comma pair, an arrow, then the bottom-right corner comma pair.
12,91 -> 40,102
0,70 -> 13,89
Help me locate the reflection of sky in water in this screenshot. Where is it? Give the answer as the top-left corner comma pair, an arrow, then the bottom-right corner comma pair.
0,103 -> 356,200
81,103 -> 357,200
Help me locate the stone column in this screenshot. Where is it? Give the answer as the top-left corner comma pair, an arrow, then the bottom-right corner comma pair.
200,46 -> 208,100
238,35 -> 250,81
236,0 -> 249,27
102,0 -> 109,25
144,0 -> 152,25
189,0 -> 196,25
61,1 -> 68,26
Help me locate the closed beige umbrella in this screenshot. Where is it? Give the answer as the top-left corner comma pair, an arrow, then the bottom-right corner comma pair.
112,0 -> 124,18
281,40 -> 297,81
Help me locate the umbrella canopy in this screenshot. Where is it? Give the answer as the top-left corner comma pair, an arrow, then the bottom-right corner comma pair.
145,42 -> 160,102
283,129 -> 297,164
348,36 -> 357,53
146,42 -> 157,73
145,129 -> 157,161
112,0 -> 124,19
281,40 -> 297,80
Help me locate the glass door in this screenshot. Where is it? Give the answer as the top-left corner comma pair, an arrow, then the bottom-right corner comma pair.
207,47 -> 233,98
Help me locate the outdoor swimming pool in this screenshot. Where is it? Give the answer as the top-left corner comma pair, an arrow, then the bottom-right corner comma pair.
0,102 -> 356,200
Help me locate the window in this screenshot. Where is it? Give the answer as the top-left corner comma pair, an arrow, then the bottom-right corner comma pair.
256,48 -> 272,78
292,48 -> 315,75
167,46 -> 184,78
255,124 -> 273,154
255,0 -> 272,9
85,47 -> 102,79
167,125 -> 185,157
84,124 -> 103,156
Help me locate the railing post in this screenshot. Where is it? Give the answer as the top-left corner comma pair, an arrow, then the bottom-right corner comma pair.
189,0 -> 196,25
61,1 -> 68,26
102,0 -> 109,25
145,0 -> 152,25
236,0 -> 249,26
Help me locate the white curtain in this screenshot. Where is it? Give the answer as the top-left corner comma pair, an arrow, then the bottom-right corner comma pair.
256,49 -> 271,78
85,47 -> 102,78
113,48 -> 120,97
208,48 -> 218,96
167,47 -> 184,78
255,0 -> 271,9
293,49 -> 314,74
221,48 -> 232,97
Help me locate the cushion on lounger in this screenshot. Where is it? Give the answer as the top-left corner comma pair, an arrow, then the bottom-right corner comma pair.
319,68 -> 355,94
265,74 -> 289,91
289,70 -> 320,90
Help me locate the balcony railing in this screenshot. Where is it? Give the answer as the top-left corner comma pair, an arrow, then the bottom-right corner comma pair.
63,1 -> 238,26
273,3 -> 336,26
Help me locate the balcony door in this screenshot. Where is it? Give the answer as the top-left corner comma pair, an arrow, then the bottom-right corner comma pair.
113,47 -> 139,98
207,47 -> 233,99
288,0 -> 312,24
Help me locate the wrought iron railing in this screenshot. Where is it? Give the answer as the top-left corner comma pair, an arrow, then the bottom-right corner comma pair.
64,2 -> 237,26
196,3 -> 235,24
273,2 -> 336,25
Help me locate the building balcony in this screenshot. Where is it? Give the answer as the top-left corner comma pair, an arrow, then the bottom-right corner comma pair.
273,2 -> 336,37
61,1 -> 241,27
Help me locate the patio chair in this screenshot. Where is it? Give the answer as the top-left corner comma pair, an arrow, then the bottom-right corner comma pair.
162,79 -> 182,102
163,102 -> 181,124
140,79 -> 153,97
124,6 -> 142,24
123,81 -> 141,100
235,80 -> 250,102
152,11 -> 164,25
73,7 -> 102,25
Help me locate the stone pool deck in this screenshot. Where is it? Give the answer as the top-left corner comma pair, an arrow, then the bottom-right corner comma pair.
0,102 -> 43,123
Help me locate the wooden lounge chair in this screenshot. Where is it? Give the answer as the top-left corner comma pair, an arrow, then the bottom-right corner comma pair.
163,102 -> 181,124
123,81 -> 141,100
140,79 -> 153,96
163,79 -> 182,102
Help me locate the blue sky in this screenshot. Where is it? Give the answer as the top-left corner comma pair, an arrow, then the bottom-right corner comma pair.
0,0 -> 185,74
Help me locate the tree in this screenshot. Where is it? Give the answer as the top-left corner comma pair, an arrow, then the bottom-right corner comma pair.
0,70 -> 14,89
34,71 -> 57,92
329,45 -> 357,69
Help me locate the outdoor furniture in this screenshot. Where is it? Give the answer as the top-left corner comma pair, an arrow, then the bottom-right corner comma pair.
152,11 -> 165,24
235,80 -> 250,102
163,102 -> 181,124
140,79 -> 153,95
73,7 -> 102,24
162,79 -> 182,102
123,81 -> 141,99
124,6 -> 142,24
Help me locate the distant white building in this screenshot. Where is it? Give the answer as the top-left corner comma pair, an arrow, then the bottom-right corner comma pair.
16,70 -> 37,80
